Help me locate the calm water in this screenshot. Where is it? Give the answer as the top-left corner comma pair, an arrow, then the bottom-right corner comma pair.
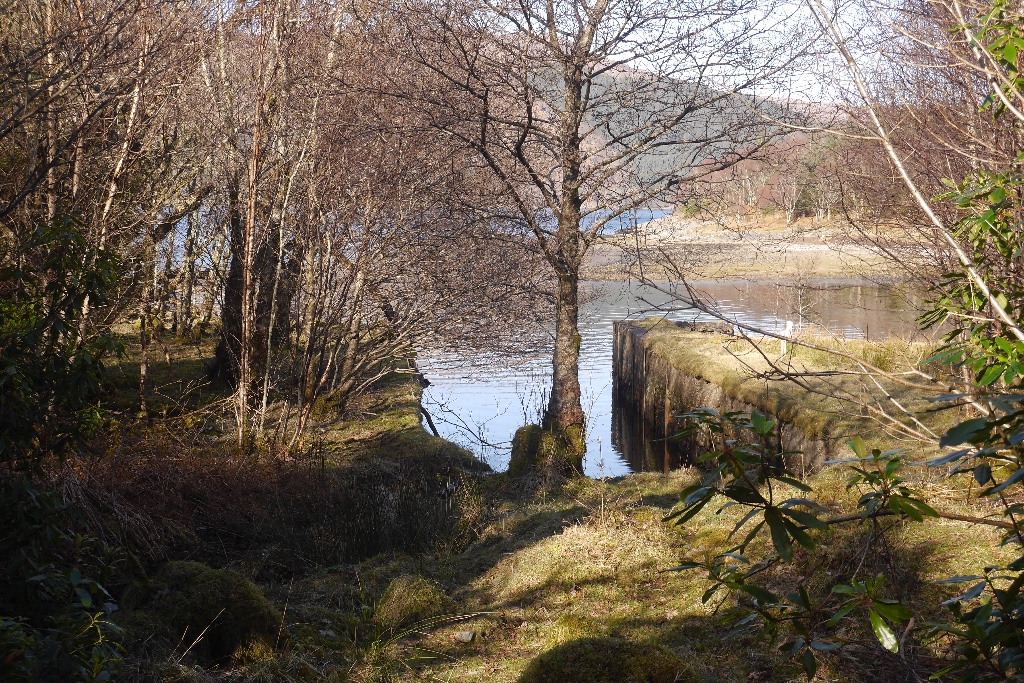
420,279 -> 927,476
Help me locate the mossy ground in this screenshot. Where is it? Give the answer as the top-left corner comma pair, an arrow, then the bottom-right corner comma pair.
97,331 -> 1010,682
132,465 -> 1014,682
515,637 -> 696,683
120,561 -> 282,666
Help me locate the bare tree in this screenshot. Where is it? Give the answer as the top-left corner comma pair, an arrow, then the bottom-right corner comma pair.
1,0 -> 209,417
376,0 -> 809,466
141,0 -> 547,449
635,0 -> 1024,447
808,0 -> 1024,289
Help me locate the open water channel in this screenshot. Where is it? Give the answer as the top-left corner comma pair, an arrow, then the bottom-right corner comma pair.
420,279 -> 929,477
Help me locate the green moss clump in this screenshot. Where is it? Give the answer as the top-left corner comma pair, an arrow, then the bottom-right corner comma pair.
544,613 -> 604,648
538,428 -> 584,475
559,425 -> 585,470
120,561 -> 281,665
373,575 -> 453,631
509,425 -> 543,476
509,425 -> 584,476
517,637 -> 697,683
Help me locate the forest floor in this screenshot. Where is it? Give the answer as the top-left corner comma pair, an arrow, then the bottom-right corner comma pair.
111,337 -> 1011,683
583,213 -> 894,281
169,465 -> 1010,683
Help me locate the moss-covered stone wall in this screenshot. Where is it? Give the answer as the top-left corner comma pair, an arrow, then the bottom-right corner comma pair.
612,320 -> 834,474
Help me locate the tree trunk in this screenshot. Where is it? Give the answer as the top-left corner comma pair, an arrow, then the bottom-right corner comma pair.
199,228 -> 228,338
257,218 -> 286,438
211,189 -> 244,382
138,229 -> 156,417
539,61 -> 588,473
178,212 -> 197,336
139,309 -> 148,417
45,0 -> 57,224
543,268 -> 586,471
158,217 -> 175,326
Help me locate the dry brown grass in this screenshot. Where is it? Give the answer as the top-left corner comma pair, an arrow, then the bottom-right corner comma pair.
61,336 -> 486,583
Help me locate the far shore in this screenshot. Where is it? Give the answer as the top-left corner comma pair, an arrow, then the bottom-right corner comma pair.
583,212 -> 897,282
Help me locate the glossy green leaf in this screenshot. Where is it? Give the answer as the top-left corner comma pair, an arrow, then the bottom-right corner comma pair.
872,600 -> 913,622
826,603 -> 857,626
801,648 -> 817,679
668,497 -> 711,526
904,497 -> 939,518
930,575 -> 984,584
943,581 -> 987,605
75,587 -> 93,608
869,609 -> 899,653
738,583 -> 778,605
751,412 -> 773,435
765,508 -> 793,562
940,418 -> 989,447
987,467 -> 1024,495
665,562 -> 703,572
777,476 -> 812,492
927,448 -> 971,467
979,364 -> 1004,386
889,497 -> 923,522
781,507 -> 828,530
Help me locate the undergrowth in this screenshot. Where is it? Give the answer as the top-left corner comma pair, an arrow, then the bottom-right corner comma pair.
110,465 -> 1010,683
9,319 -> 1008,683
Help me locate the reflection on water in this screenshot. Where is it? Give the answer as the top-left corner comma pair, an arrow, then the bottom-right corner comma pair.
611,390 -> 689,474
420,279 -> 929,477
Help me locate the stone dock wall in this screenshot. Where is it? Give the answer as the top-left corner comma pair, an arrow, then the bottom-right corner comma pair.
612,321 -> 835,475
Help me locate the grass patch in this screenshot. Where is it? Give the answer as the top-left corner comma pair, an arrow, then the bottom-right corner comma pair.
105,327 -> 229,417
374,575 -> 455,631
88,329 -> 1007,682
163,466 -> 1007,683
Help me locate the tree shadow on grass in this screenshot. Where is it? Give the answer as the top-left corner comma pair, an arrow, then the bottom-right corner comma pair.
442,502 -> 592,588
406,505 -> 958,683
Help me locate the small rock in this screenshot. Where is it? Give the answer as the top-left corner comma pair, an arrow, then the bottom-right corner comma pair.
665,609 -> 679,620
453,630 -> 476,643
319,629 -> 337,639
